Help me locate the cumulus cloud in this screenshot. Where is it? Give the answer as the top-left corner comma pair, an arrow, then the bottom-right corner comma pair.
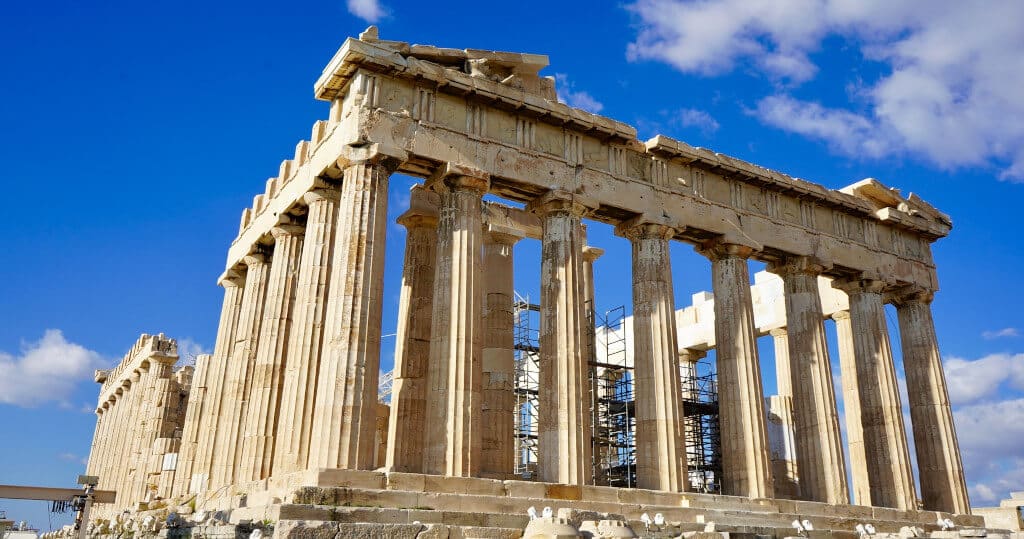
982,327 -> 1020,340
0,330 -> 104,408
176,337 -> 210,365
943,353 -> 1024,405
347,0 -> 386,23
555,74 -> 605,114
627,0 -> 1024,180
675,108 -> 720,134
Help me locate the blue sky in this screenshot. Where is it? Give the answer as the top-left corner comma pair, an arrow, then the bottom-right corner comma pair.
2,0 -> 1023,530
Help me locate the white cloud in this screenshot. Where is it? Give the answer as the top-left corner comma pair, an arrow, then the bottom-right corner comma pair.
0,330 -> 104,408
943,353 -> 1024,405
176,337 -> 210,365
555,74 -> 605,114
347,0 -> 386,23
982,327 -> 1020,340
675,108 -> 720,134
627,0 -> 1024,180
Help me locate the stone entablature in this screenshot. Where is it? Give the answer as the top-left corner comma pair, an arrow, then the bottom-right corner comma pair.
94,333 -> 177,408
225,31 -> 949,292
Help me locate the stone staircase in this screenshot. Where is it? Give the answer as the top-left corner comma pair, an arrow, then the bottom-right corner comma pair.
178,469 -> 994,538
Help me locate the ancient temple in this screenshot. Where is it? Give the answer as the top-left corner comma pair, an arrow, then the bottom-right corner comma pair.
82,28 -> 994,538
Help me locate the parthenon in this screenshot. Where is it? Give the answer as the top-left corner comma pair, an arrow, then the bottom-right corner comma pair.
81,28 -> 994,539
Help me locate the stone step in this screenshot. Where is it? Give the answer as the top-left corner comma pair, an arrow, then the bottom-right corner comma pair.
275,519 -> 524,539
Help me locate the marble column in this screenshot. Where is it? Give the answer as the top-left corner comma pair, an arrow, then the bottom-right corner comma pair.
311,152 -> 401,470
192,271 -> 245,493
832,310 -> 871,506
85,406 -> 106,477
385,208 -> 438,473
423,169 -> 489,477
214,252 -> 271,488
617,220 -> 688,492
893,288 -> 970,514
114,373 -> 144,506
833,279 -> 916,510
771,258 -> 849,504
767,328 -> 800,500
240,223 -> 305,481
698,241 -> 773,498
582,245 -> 603,369
273,185 -> 340,474
480,228 -> 522,478
529,191 -> 593,486
172,353 -> 210,497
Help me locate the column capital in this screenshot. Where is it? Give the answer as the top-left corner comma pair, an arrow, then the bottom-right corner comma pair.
832,277 -> 887,295
830,310 -> 851,322
485,226 -> 524,246
426,162 -> 491,194
396,210 -> 438,230
767,255 -> 830,276
302,184 -> 341,205
340,143 -> 408,172
769,327 -> 788,338
886,284 -> 935,306
526,190 -> 597,217
217,267 -> 245,288
583,246 -> 604,263
679,348 -> 707,362
271,223 -> 305,239
242,251 -> 269,267
697,239 -> 757,261
614,216 -> 681,241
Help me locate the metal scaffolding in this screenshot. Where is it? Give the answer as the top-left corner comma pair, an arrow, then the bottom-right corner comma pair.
590,304 -> 635,487
512,291 -> 540,479
681,355 -> 721,493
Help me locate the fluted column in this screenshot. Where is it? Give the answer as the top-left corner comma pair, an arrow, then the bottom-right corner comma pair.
191,272 -> 245,493
770,258 -> 849,504
173,353 -> 210,497
311,151 -> 402,470
892,288 -> 969,513
698,241 -> 773,498
385,207 -> 438,473
134,359 -> 176,502
481,228 -> 522,478
832,310 -> 871,505
767,328 -> 800,500
423,168 -> 489,477
833,278 -> 915,510
617,220 -> 688,492
273,186 -> 341,474
86,406 -> 106,477
113,373 -> 144,506
582,245 -> 603,369
240,223 -> 305,481
214,252 -> 271,488
529,191 -> 593,486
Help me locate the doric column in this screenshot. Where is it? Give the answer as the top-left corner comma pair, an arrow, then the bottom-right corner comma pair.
892,288 -> 969,513
480,227 -> 522,478
239,223 -> 305,481
616,219 -> 687,492
770,258 -> 849,504
766,328 -> 800,500
582,245 -> 603,369
173,353 -> 210,497
214,252 -> 271,488
832,310 -> 871,505
114,373 -> 145,506
311,149 -> 403,470
771,329 -> 792,399
528,191 -> 593,486
191,271 -> 245,493
423,166 -> 489,477
832,278 -> 916,510
385,205 -> 438,473
698,241 -> 773,498
273,185 -> 341,474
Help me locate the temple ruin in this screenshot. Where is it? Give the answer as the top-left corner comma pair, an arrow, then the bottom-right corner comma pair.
81,28 -> 1003,538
